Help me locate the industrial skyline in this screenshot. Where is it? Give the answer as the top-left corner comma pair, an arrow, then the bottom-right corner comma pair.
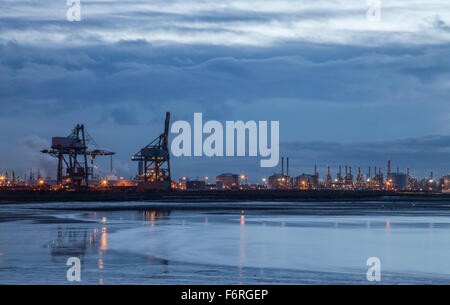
1,0 -> 450,182
4,130 -> 450,185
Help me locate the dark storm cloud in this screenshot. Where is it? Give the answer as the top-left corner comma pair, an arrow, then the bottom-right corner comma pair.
1,41 -> 449,119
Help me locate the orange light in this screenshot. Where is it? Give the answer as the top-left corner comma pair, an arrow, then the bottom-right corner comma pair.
240,215 -> 245,226
102,180 -> 108,185
0,176 -> 4,181
39,180 -> 44,185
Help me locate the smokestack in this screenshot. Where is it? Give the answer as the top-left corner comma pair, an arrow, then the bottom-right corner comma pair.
287,158 -> 289,176
368,166 -> 371,177
345,166 -> 348,175
314,164 -> 317,175
327,165 -> 330,176
387,160 -> 391,178
349,166 -> 352,175
281,157 -> 284,176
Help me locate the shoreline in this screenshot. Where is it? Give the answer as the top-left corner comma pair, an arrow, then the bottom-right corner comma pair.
1,189 -> 450,204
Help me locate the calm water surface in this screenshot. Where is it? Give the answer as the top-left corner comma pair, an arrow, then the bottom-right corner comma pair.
1,201 -> 450,284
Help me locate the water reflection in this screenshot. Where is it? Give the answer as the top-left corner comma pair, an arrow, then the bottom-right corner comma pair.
47,228 -> 87,263
141,210 -> 171,226
240,215 -> 245,226
99,227 -> 108,254
240,210 -> 245,226
98,258 -> 104,270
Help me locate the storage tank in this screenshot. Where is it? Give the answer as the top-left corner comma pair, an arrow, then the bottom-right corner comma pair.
390,172 -> 408,191
216,173 -> 239,189
442,175 -> 450,193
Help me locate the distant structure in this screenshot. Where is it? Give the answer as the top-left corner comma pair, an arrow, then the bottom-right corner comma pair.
268,157 -> 290,189
294,174 -> 318,189
186,180 -> 207,191
442,175 -> 450,193
216,173 -> 239,190
41,124 -> 115,187
132,112 -> 171,190
390,172 -> 408,191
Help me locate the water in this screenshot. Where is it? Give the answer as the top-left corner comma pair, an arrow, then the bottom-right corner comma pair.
1,201 -> 450,284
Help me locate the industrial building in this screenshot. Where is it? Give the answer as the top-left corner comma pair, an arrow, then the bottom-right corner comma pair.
216,173 -> 239,190
267,157 -> 291,190
186,180 -> 207,191
389,172 -> 408,191
294,174 -> 318,189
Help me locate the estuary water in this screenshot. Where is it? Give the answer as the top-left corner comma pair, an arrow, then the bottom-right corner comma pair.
1,201 -> 450,284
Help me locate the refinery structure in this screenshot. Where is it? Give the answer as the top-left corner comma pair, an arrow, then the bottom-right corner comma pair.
1,112 -> 450,195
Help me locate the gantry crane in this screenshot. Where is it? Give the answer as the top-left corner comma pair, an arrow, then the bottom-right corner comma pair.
131,112 -> 171,183
41,124 -> 115,187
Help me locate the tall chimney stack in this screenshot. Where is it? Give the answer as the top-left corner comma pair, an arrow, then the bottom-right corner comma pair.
281,157 -> 284,176
287,158 -> 289,176
387,160 -> 391,179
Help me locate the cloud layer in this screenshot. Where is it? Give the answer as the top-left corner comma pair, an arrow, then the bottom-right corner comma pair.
0,1 -> 449,180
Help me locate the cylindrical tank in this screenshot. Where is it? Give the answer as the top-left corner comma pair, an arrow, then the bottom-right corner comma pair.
390,173 -> 408,191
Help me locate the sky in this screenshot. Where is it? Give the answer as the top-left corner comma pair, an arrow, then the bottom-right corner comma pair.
1,0 -> 450,182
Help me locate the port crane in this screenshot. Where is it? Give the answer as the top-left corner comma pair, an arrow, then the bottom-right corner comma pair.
41,124 -> 115,187
131,112 -> 171,183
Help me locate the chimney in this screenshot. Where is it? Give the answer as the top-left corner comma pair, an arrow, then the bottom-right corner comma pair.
287,158 -> 289,176
281,157 -> 284,176
387,160 -> 391,178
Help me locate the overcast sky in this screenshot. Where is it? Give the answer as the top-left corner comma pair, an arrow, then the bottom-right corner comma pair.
1,0 -> 450,182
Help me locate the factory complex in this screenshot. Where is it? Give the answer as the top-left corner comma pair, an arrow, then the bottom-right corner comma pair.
1,112 -> 450,195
